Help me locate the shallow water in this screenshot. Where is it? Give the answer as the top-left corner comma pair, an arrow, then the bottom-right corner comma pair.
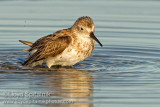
0,0 -> 160,107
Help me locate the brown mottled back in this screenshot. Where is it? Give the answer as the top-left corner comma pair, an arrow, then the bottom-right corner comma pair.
23,29 -> 72,66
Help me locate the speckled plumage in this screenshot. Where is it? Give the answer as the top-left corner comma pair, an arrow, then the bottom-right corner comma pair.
19,16 -> 102,68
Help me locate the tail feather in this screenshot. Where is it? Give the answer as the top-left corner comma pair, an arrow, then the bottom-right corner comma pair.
19,40 -> 34,52
23,49 -> 30,52
19,40 -> 33,47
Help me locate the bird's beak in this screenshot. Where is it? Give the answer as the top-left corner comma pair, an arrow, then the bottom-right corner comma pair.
90,32 -> 103,47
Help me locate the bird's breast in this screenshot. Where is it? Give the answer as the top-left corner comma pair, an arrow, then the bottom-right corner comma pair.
72,37 -> 95,57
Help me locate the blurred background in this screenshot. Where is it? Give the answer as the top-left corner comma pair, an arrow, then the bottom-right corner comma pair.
0,0 -> 160,107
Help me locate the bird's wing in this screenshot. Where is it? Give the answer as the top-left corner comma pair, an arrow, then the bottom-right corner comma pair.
23,31 -> 72,66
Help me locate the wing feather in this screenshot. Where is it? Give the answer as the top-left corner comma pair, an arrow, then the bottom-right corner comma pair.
23,32 -> 72,66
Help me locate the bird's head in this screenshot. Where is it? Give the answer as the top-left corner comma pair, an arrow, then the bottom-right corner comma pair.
71,16 -> 103,47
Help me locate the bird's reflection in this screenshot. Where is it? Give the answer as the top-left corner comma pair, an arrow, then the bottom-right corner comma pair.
35,67 -> 93,107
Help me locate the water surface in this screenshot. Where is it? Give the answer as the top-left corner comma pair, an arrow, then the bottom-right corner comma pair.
0,0 -> 160,107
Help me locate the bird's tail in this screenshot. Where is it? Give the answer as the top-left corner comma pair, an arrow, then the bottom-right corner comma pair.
19,40 -> 33,51
19,40 -> 33,46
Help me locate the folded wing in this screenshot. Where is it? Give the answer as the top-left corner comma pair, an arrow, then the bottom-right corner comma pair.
23,34 -> 72,66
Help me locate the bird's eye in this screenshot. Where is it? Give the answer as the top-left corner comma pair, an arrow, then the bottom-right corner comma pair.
81,27 -> 84,30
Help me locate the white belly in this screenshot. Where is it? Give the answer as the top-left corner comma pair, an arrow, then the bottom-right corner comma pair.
45,40 -> 95,68
45,48 -> 91,68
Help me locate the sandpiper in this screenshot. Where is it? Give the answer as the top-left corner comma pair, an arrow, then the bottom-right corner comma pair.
19,16 -> 103,68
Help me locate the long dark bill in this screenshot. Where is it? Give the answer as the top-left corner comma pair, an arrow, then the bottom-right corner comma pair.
90,32 -> 103,47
